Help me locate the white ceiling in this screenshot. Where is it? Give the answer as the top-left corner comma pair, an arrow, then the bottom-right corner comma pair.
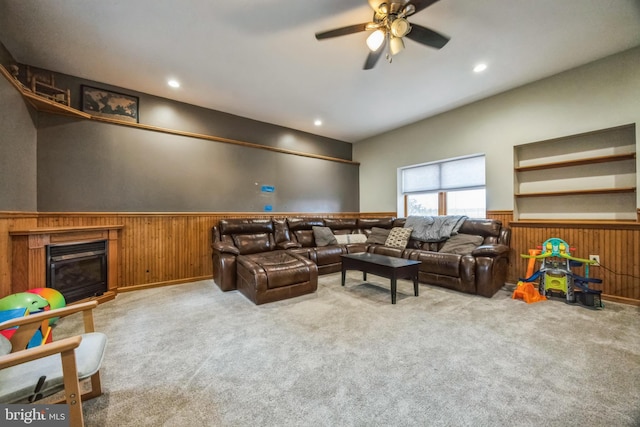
1,0 -> 639,143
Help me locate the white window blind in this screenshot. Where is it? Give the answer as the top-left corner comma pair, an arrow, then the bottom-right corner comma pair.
401,155 -> 485,194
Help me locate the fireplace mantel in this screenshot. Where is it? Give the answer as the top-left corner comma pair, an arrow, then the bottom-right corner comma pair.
9,225 -> 123,302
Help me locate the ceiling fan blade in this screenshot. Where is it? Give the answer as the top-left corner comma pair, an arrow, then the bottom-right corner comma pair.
315,23 -> 369,40
405,24 -> 450,49
408,0 -> 441,16
363,38 -> 387,70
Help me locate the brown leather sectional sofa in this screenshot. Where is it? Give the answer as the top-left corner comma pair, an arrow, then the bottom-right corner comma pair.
211,217 -> 511,304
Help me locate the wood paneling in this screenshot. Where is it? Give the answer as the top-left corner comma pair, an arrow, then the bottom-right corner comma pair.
2,211 -> 637,305
0,213 -> 38,296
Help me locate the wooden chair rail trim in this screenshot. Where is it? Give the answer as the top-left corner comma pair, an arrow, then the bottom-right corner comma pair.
29,211 -> 398,218
510,220 -> 640,230
9,225 -> 124,235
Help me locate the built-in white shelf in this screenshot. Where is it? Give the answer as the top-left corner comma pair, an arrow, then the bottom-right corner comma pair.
514,124 -> 637,221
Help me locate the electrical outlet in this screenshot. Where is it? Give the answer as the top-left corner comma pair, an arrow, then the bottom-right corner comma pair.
589,255 -> 600,265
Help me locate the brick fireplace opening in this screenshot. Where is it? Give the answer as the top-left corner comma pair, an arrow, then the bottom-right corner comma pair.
46,240 -> 108,303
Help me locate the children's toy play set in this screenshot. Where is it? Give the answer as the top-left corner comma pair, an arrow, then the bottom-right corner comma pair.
512,237 -> 603,309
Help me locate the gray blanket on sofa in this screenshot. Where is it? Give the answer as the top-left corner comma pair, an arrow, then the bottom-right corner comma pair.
405,215 -> 468,242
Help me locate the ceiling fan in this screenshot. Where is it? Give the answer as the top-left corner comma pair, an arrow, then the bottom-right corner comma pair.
315,0 -> 450,70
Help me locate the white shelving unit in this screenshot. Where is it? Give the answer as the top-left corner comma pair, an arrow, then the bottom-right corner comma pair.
514,124 -> 636,221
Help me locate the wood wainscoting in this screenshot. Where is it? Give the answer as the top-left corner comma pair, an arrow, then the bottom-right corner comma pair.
2,211 -> 638,305
0,213 -> 38,297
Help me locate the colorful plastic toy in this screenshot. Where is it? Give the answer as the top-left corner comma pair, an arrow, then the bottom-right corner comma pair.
27,288 -> 66,325
517,238 -> 603,309
512,249 -> 546,303
0,292 -> 53,348
512,281 -> 547,303
0,292 -> 50,313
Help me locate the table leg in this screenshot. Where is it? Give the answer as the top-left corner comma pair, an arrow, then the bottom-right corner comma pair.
363,271 -> 367,281
413,273 -> 419,296
341,270 -> 346,286
391,277 -> 397,304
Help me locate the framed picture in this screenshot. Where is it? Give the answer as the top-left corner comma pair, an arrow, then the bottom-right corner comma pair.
81,85 -> 139,123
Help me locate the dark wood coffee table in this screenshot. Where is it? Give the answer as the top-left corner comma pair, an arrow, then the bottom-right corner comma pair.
341,252 -> 421,304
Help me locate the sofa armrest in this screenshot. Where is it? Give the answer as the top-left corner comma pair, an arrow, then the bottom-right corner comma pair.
471,244 -> 509,258
212,242 -> 240,255
276,241 -> 302,250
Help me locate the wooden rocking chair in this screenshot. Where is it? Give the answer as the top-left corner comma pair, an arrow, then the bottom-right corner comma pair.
0,301 -> 107,427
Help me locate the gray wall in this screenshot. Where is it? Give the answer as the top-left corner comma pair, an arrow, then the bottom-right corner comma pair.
354,47 -> 640,214
36,115 -> 359,212
0,64 -> 37,211
1,52 -> 359,213
51,71 -> 353,161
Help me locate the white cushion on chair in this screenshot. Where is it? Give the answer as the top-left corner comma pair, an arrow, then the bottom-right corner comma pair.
0,336 -> 11,356
0,332 -> 107,403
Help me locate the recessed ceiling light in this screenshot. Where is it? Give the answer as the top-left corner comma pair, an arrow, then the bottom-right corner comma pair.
168,79 -> 180,88
473,63 -> 487,73
314,119 -> 322,126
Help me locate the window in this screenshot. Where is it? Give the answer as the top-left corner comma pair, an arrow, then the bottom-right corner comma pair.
401,155 -> 486,217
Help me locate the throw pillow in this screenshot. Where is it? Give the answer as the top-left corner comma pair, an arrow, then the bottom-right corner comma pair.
335,234 -> 368,245
384,227 -> 413,249
366,227 -> 391,245
312,226 -> 337,246
439,234 -> 484,255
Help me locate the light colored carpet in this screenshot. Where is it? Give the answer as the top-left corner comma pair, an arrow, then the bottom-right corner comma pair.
53,273 -> 640,426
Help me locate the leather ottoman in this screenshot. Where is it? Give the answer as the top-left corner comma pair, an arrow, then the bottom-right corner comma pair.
236,251 -> 318,305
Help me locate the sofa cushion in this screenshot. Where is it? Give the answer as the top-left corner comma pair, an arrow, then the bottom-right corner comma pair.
457,219 -> 502,239
439,234 -> 484,255
232,233 -> 273,255
366,227 -> 391,245
293,230 -> 315,247
409,251 -> 461,276
314,245 -> 345,265
312,226 -> 337,246
356,217 -> 394,229
368,245 -> 406,258
324,218 -> 358,230
220,219 -> 273,235
385,227 -> 413,249
239,252 -> 314,290
335,234 -> 367,244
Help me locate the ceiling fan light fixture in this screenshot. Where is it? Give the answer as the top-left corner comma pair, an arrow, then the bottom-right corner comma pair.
401,4 -> 415,17
366,29 -> 385,51
389,36 -> 404,55
390,18 -> 411,38
377,3 -> 389,14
